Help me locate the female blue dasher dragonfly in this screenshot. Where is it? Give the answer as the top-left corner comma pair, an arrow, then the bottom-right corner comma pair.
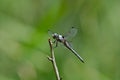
48,27 -> 84,63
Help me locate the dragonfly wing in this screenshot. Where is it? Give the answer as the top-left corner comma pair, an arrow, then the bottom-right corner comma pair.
64,27 -> 78,40
48,30 -> 54,36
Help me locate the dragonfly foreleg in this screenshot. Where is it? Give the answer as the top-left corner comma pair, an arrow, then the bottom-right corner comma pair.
54,40 -> 58,48
52,40 -> 58,48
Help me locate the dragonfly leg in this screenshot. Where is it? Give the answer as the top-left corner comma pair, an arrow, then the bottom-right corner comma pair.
54,40 -> 58,48
52,40 -> 58,48
53,40 -> 56,44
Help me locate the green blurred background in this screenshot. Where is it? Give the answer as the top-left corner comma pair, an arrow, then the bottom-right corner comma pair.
0,0 -> 120,80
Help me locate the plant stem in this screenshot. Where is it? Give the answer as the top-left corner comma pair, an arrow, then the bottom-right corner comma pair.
48,39 -> 61,80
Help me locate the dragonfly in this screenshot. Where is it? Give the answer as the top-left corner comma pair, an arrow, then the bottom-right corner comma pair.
48,27 -> 84,63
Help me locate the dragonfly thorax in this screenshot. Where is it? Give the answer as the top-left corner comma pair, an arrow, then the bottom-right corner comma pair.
52,33 -> 64,42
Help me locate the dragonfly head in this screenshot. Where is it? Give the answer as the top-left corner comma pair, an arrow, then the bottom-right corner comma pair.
52,33 -> 59,39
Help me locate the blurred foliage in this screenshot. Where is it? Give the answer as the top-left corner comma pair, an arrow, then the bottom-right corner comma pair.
0,0 -> 120,80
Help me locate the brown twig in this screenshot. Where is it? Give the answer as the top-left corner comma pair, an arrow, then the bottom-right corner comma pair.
48,39 -> 61,80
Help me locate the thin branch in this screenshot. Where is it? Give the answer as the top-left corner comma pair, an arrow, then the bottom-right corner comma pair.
48,39 -> 61,80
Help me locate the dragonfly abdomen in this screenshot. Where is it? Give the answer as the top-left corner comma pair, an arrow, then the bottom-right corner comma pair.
64,41 -> 84,63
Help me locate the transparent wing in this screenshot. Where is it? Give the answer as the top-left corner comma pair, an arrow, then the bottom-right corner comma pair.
64,27 -> 78,40
48,30 -> 54,36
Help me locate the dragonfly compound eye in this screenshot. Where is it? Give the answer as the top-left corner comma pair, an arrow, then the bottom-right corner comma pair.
52,33 -> 58,39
